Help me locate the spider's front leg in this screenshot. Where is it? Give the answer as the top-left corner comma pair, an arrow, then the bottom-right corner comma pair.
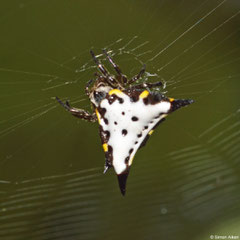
85,79 -> 94,97
56,97 -> 97,122
103,49 -> 128,85
128,64 -> 146,85
90,50 -> 117,87
90,50 -> 109,76
133,81 -> 163,90
129,65 -> 163,89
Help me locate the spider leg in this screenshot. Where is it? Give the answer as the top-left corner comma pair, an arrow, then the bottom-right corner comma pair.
90,50 -> 109,76
85,79 -> 94,96
56,97 -> 97,122
103,49 -> 128,85
90,50 -> 118,87
133,81 -> 163,90
128,64 -> 146,85
103,49 -> 122,75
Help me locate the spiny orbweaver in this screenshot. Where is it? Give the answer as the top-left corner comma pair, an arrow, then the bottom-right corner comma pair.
56,50 -> 193,195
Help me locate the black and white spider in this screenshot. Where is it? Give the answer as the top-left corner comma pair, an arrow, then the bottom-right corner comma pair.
56,50 -> 193,195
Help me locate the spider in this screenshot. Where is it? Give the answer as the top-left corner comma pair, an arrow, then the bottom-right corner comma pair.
56,50 -> 193,195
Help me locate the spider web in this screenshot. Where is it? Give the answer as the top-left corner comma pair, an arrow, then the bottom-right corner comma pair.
0,0 -> 240,239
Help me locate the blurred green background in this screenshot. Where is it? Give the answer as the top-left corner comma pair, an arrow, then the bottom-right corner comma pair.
0,0 -> 240,239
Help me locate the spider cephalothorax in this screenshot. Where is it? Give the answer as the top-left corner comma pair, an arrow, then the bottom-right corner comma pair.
56,50 -> 193,195
89,82 -> 112,107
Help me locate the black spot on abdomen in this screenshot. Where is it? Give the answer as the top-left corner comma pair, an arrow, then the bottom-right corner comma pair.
143,98 -> 149,105
131,116 -> 138,121
118,98 -> 124,104
122,129 -> 128,136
